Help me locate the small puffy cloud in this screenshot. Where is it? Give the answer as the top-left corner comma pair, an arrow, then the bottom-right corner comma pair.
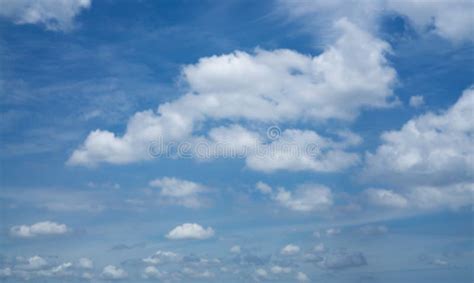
182,18 -> 396,122
365,189 -> 408,208
296,271 -> 309,282
10,221 -> 69,238
192,124 -> 263,159
142,250 -> 179,265
77,258 -> 93,269
409,95 -> 424,108
230,245 -> 241,254
24,256 -> 48,270
407,183 -> 473,210
150,177 -> 208,208
246,129 -> 360,173
143,266 -> 164,279
101,265 -> 127,280
190,126 -> 361,173
255,182 -> 272,194
366,183 -> 473,211
281,244 -> 300,255
150,177 -> 206,198
166,223 -> 214,240
270,265 -> 292,274
0,0 -> 91,31
260,183 -> 333,212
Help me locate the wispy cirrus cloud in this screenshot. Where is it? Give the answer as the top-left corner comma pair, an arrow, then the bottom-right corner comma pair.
0,0 -> 91,31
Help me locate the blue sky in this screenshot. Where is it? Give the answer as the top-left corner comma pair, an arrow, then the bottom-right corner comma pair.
0,0 -> 473,282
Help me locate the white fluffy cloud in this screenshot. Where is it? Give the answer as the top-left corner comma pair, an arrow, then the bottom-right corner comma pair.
186,125 -> 361,173
10,221 -> 69,238
142,250 -> 179,265
257,182 -> 333,212
281,244 -> 300,255
365,189 -> 409,208
366,183 -> 473,211
365,88 -> 474,186
150,177 -> 208,208
24,256 -> 48,270
255,181 -> 272,194
68,19 -> 396,167
407,183 -> 473,210
101,265 -> 127,280
245,129 -> 360,173
275,185 -> 333,212
0,0 -> 91,31
361,87 -> 474,213
166,223 -> 214,240
150,177 -> 205,197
